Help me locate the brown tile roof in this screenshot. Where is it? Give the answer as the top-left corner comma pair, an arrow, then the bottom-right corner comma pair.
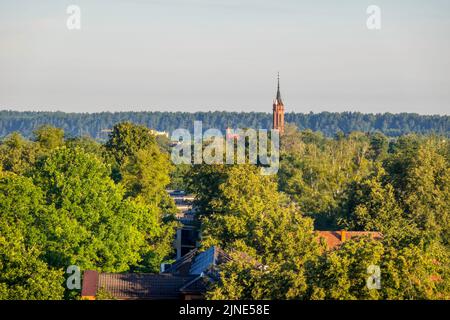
81,270 -> 98,297
316,231 -> 382,250
80,247 -> 243,300
179,275 -> 210,294
82,271 -> 201,300
98,273 -> 200,300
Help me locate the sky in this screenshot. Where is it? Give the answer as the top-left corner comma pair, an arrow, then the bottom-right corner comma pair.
0,0 -> 449,114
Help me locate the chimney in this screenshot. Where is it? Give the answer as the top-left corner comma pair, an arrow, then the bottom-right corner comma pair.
340,230 -> 347,242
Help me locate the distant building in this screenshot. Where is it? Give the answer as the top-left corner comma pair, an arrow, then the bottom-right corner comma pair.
273,73 -> 285,134
167,190 -> 199,259
149,129 -> 169,138
226,127 -> 240,140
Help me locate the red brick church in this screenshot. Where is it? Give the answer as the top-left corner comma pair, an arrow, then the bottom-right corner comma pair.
273,73 -> 285,134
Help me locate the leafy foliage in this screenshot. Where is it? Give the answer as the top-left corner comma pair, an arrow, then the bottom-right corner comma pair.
197,164 -> 320,299
1,119 -> 449,300
190,126 -> 450,300
309,239 -> 449,300
0,174 -> 64,300
0,123 -> 177,299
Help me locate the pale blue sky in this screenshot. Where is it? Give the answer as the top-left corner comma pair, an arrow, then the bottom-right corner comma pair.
0,0 -> 449,114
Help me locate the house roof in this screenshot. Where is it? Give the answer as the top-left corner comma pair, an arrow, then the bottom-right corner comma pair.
179,275 -> 211,294
317,231 -> 382,249
84,272 -> 200,300
81,246 -> 232,300
189,246 -> 231,275
81,270 -> 98,297
167,248 -> 198,275
167,246 -> 231,276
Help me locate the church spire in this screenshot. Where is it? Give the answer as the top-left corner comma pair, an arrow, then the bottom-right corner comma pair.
273,72 -> 285,134
276,72 -> 283,104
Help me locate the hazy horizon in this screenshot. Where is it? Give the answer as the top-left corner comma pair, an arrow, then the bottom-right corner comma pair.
2,109 -> 449,117
1,0 -> 449,115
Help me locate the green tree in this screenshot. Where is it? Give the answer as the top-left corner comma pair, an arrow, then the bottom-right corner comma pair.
186,164 -> 229,217
339,164 -> 418,246
106,122 -> 156,164
309,238 -> 449,300
0,173 -> 65,300
105,122 -> 178,269
105,122 -> 176,211
121,146 -> 172,204
0,132 -> 37,175
0,221 -> 65,300
33,125 -> 64,150
0,173 -> 47,248
309,237 -> 384,300
198,165 -> 320,299
368,132 -> 389,161
279,130 -> 373,228
32,147 -> 164,272
65,135 -> 105,159
385,137 -> 450,245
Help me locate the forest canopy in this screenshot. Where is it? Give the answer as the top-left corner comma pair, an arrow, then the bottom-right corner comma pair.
0,110 -> 448,139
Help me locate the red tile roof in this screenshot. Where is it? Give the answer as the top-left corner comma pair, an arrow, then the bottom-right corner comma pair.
317,231 -> 382,249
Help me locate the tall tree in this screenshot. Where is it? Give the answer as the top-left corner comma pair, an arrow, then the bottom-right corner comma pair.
0,221 -> 65,300
309,238 -> 449,300
0,173 -> 65,300
32,147 -> 164,272
279,129 -> 373,228
197,164 -> 320,299
33,125 -> 64,150
339,164 -> 418,246
385,137 -> 450,245
0,132 -> 37,175
106,122 -> 156,164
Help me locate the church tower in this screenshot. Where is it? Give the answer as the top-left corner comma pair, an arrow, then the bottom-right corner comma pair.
273,73 -> 285,134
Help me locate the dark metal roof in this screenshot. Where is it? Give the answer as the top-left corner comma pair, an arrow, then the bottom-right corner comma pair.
166,248 -> 198,275
166,246 -> 231,276
189,246 -> 231,275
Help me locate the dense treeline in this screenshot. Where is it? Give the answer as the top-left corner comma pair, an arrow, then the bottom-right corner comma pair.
186,125 -> 450,299
1,121 -> 449,300
0,110 -> 449,139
